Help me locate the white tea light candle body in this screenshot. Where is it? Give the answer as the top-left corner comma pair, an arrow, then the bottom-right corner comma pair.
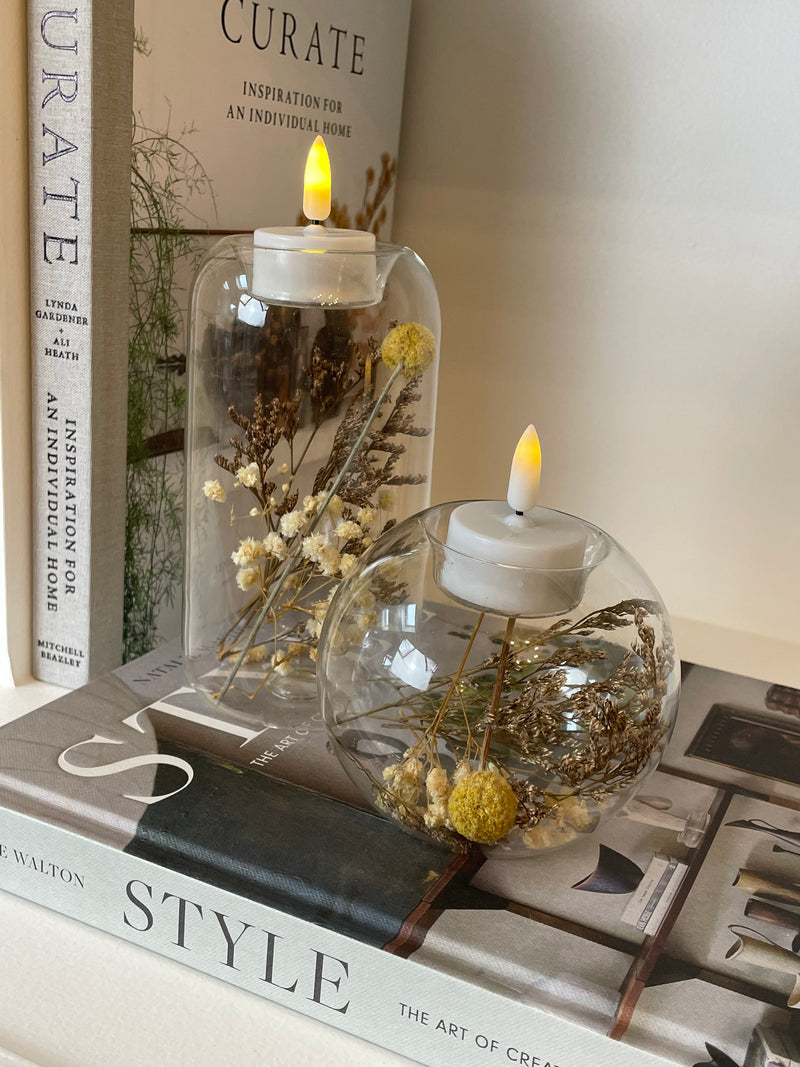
441,501 -> 588,616
252,226 -> 376,307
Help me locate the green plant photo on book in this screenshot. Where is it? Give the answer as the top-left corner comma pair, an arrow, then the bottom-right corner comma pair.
124,33 -> 213,662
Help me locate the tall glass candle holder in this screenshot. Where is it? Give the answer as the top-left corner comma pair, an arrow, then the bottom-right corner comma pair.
318,502 -> 680,858
183,235 -> 440,724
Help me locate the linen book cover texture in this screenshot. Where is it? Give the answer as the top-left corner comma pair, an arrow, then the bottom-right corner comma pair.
28,0 -> 133,685
1,648 -> 800,1066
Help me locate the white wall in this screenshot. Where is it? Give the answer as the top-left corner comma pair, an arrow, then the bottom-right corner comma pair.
393,1 -> 800,664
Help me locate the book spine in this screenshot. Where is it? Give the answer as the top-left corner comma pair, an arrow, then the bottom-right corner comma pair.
28,0 -> 132,686
0,804 -> 673,1067
0,0 -> 32,685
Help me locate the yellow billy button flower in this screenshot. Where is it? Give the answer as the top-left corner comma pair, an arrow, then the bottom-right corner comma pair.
447,770 -> 517,844
380,322 -> 436,379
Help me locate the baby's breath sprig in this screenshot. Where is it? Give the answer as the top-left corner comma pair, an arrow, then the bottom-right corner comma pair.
215,361 -> 405,701
205,321 -> 436,704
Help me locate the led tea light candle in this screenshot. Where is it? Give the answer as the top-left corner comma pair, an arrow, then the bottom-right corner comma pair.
437,425 -> 590,617
252,135 -> 377,307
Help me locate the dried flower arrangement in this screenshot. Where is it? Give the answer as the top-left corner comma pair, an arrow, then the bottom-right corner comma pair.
202,320 -> 436,704
335,599 -> 674,853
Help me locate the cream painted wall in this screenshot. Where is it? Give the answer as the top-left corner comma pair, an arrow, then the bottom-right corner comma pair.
392,1 -> 800,662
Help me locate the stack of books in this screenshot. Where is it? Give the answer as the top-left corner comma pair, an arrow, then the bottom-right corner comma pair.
2,647 -> 800,1066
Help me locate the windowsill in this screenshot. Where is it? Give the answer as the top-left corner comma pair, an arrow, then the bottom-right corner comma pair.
671,615 -> 800,689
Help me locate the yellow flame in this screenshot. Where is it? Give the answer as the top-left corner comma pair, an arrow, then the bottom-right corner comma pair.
507,424 -> 541,512
512,426 -> 541,477
303,136 -> 331,223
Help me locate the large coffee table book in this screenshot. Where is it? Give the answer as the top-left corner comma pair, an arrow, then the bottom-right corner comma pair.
2,647 -> 800,1067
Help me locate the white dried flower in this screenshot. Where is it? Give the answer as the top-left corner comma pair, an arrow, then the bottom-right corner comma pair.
263,532 -> 288,560
202,480 -> 226,503
279,510 -> 306,538
313,598 -> 332,623
278,462 -> 289,474
346,610 -> 377,644
427,767 -> 450,801
424,767 -> 453,829
236,462 -> 260,488
249,507 -> 260,518
236,565 -> 261,591
231,538 -> 265,567
339,553 -> 357,577
383,756 -> 424,806
317,544 -> 341,576
335,520 -> 362,541
301,533 -> 328,562
356,506 -> 376,525
326,495 -> 344,520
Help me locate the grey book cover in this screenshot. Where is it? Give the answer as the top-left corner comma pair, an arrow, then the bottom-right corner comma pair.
28,0 -> 133,685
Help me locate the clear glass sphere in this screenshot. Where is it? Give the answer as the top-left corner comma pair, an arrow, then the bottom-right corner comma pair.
182,236 -> 439,724
319,502 -> 680,858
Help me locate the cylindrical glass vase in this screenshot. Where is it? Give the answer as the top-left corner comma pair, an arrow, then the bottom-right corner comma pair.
183,236 -> 440,724
319,502 -> 680,858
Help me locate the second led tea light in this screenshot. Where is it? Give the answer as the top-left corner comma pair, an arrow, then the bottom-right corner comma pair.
437,425 -> 591,617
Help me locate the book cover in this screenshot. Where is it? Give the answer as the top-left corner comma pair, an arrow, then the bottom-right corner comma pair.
2,647 -> 800,1065
125,0 -> 412,661
133,0 -> 411,235
28,0 -> 134,686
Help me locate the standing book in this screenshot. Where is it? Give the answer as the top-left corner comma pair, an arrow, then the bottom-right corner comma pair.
28,0 -> 134,685
1,646 -> 800,1066
125,0 -> 412,660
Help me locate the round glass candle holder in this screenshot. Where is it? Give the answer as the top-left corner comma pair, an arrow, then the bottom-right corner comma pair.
182,236 -> 439,724
318,502 -> 680,858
